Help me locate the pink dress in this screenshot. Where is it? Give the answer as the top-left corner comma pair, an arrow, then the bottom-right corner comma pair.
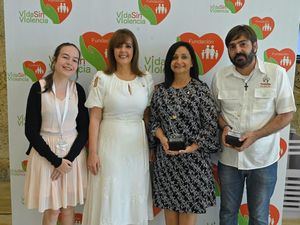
24,79 -> 87,212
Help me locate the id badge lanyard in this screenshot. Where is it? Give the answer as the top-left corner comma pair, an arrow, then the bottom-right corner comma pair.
53,81 -> 70,150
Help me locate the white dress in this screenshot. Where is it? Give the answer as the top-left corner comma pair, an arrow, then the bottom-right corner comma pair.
83,71 -> 154,225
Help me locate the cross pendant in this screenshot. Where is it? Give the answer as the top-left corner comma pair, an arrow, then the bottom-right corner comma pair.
244,83 -> 248,91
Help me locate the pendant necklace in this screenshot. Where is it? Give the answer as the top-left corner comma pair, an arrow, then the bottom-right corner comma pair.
243,73 -> 254,91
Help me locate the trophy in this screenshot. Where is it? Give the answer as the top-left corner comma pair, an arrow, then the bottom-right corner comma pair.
168,133 -> 185,151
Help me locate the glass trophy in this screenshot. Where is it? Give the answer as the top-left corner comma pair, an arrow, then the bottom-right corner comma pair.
168,133 -> 185,151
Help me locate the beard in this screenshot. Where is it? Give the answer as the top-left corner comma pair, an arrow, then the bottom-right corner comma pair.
230,49 -> 256,69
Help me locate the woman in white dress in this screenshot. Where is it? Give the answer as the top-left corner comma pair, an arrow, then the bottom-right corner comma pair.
82,29 -> 154,225
24,43 -> 89,225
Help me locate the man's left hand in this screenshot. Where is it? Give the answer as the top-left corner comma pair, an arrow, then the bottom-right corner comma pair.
236,131 -> 258,152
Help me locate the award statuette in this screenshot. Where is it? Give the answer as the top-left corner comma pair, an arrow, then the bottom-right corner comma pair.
166,89 -> 187,151
168,134 -> 185,151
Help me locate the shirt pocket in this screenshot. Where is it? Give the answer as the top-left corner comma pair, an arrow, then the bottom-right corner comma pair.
218,90 -> 240,112
253,88 -> 276,112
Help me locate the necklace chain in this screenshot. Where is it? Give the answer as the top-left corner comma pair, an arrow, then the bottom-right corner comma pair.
243,73 -> 254,91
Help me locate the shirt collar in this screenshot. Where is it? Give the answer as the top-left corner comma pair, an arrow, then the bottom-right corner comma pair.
224,57 -> 267,78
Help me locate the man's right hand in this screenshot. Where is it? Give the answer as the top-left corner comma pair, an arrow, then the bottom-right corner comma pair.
222,126 -> 232,148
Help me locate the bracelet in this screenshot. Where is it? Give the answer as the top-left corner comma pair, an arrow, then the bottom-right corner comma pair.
223,124 -> 232,130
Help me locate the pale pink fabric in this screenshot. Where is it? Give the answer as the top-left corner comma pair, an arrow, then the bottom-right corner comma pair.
24,80 -> 87,212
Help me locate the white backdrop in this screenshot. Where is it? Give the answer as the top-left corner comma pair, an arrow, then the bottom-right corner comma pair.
4,0 -> 300,224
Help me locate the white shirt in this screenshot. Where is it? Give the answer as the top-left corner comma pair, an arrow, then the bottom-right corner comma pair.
211,58 -> 296,169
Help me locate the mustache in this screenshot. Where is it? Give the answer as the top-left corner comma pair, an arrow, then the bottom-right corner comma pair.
234,53 -> 247,61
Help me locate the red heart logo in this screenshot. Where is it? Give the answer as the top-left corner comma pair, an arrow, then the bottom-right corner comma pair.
279,138 -> 287,159
238,203 -> 249,225
80,32 -> 114,71
138,0 -> 170,25
239,204 -> 280,225
264,48 -> 295,72
249,17 -> 275,40
74,213 -> 82,223
224,0 -> 245,13
21,160 -> 28,172
58,212 -> 82,224
153,206 -> 162,217
178,33 -> 224,75
212,163 -> 221,196
269,204 -> 280,225
41,0 -> 72,24
23,61 -> 46,82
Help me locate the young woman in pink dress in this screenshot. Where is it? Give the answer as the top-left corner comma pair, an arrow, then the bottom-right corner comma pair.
24,43 -> 89,225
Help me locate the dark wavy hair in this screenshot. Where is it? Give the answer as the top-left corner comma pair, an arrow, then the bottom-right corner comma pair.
43,42 -> 81,93
164,41 -> 199,88
104,28 -> 144,76
225,24 -> 257,47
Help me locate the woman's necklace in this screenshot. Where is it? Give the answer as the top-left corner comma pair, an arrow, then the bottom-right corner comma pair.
172,77 -> 191,89
169,81 -> 191,120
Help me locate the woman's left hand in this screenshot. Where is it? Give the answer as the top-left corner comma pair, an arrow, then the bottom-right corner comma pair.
179,143 -> 199,154
51,168 -> 62,180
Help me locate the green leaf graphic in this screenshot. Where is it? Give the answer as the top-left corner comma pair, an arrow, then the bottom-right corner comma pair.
264,51 -> 278,65
214,181 -> 220,196
249,23 -> 263,40
224,1 -> 236,13
138,0 -> 157,25
196,54 -> 204,75
263,51 -> 268,61
238,210 -> 249,225
40,0 -> 60,24
79,36 -> 106,71
265,57 -> 278,65
23,65 -> 37,82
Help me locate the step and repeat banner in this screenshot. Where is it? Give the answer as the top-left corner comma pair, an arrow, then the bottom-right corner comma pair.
4,0 -> 300,224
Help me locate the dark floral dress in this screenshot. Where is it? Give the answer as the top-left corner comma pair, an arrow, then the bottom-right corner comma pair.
149,78 -> 220,213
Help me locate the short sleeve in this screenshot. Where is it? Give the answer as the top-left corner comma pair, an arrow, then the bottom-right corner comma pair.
144,72 -> 154,106
211,73 -> 221,113
275,66 -> 296,114
85,71 -> 106,108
